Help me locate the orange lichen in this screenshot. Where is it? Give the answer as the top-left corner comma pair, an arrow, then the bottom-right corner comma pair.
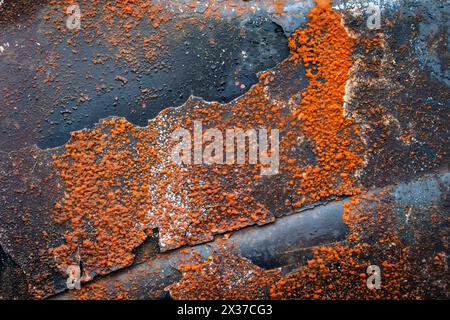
269,192 -> 412,300
44,0 -> 293,71
45,0 -> 173,70
157,2 -> 443,301
50,1 -> 365,279
51,119 -> 159,277
168,245 -> 281,300
171,188 -> 439,300
284,0 -> 364,204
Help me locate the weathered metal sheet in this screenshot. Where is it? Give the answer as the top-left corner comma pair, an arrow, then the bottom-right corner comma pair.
0,0 -> 448,299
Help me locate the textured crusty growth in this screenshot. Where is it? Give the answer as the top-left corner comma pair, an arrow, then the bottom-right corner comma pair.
169,187 -> 447,300
168,245 -> 282,300
50,0 -> 364,279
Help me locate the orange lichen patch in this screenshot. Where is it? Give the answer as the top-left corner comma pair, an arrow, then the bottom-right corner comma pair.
44,0 -> 173,69
51,119 -> 160,278
50,1 -> 365,277
269,188 -> 437,300
169,177 -> 443,300
43,0 -> 292,71
167,173 -> 448,300
71,268 -> 138,300
72,280 -> 109,300
269,240 -> 411,300
283,0 -> 364,206
168,246 -> 281,300
168,186 -> 442,300
273,1 -> 287,15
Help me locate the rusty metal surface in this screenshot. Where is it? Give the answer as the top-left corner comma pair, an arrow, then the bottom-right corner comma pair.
0,0 -> 449,300
51,171 -> 449,300
53,198 -> 349,300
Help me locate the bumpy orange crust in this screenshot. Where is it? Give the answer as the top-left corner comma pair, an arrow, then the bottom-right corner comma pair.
50,1 -> 364,279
